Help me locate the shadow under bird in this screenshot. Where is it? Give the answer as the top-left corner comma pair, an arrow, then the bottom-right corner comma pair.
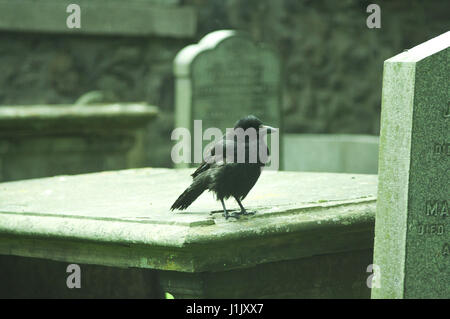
170,115 -> 277,219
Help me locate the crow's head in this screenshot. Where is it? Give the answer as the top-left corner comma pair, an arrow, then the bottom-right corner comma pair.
234,115 -> 277,134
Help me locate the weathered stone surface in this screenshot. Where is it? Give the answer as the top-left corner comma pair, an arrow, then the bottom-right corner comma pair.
0,103 -> 158,181
0,255 -> 163,299
0,168 -> 377,273
174,30 -> 282,166
372,32 -> 449,299
0,103 -> 158,133
0,167 -> 377,298
158,249 -> 374,298
0,0 -> 196,38
283,134 -> 379,174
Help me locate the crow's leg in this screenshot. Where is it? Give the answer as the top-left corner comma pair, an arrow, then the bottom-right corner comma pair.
220,198 -> 241,219
220,198 -> 229,219
234,197 -> 256,216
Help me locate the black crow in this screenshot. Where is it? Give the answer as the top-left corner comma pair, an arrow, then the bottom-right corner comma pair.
170,115 -> 276,219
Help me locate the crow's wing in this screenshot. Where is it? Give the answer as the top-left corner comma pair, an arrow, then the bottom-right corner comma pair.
190,130 -> 270,178
191,137 -> 237,178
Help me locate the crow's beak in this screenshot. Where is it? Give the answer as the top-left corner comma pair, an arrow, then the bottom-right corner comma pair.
261,125 -> 277,134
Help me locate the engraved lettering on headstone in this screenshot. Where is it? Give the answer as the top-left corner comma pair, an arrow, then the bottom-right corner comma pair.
442,243 -> 449,256
417,224 -> 445,235
444,101 -> 450,118
432,143 -> 450,156
425,200 -> 449,218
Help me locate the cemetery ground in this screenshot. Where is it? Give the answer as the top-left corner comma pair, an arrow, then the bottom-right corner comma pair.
0,2 -> 448,301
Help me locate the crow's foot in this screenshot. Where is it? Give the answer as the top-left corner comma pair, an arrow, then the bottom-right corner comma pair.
209,210 -> 241,220
210,209 -> 238,215
210,208 -> 253,220
226,212 -> 242,219
235,210 -> 256,216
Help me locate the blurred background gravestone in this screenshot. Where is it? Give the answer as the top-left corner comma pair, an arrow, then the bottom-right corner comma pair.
372,32 -> 449,299
174,29 -> 282,167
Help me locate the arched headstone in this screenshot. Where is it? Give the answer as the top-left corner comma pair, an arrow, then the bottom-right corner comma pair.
174,30 -> 282,167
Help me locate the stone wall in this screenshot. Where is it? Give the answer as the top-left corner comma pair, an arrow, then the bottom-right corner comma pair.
0,0 -> 448,167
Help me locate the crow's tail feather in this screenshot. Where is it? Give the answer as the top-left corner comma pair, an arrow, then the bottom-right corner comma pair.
171,180 -> 206,211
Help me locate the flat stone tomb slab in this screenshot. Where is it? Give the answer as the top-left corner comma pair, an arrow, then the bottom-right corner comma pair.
0,168 -> 377,273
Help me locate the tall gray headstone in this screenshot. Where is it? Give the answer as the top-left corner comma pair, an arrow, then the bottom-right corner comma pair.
372,32 -> 449,298
174,30 -> 282,167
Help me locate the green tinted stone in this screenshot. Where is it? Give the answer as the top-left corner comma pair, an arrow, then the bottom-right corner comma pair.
0,168 -> 378,298
372,31 -> 449,299
0,168 -> 377,272
0,0 -> 196,38
0,103 -> 157,181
